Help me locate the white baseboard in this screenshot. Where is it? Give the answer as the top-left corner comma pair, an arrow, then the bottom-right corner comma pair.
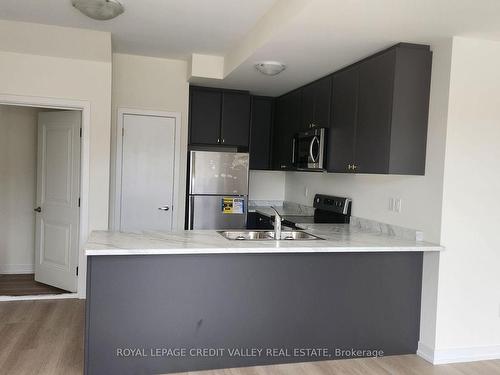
417,342 -> 435,363
0,264 -> 34,274
0,293 -> 79,302
418,341 -> 500,364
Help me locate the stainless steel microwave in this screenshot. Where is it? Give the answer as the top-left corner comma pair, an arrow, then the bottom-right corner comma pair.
293,127 -> 326,170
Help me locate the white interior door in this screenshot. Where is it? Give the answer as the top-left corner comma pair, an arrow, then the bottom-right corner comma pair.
120,114 -> 176,232
35,111 -> 81,292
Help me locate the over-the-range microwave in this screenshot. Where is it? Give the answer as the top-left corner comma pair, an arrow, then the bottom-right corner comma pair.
293,127 -> 326,171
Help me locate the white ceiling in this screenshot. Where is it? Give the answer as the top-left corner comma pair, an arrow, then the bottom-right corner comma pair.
0,0 -> 277,59
219,0 -> 500,96
2,0 -> 500,95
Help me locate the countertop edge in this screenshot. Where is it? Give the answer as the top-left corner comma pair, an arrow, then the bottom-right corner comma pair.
86,245 -> 444,256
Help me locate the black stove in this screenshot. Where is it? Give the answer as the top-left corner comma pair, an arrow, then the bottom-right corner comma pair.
248,194 -> 351,230
280,194 -> 351,228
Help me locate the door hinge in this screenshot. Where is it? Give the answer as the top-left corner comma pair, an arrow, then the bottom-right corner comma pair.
78,198 -> 81,207
76,266 -> 79,276
80,128 -> 82,137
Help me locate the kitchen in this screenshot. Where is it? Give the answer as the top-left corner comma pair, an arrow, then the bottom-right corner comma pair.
83,42 -> 440,375
0,1 -> 500,375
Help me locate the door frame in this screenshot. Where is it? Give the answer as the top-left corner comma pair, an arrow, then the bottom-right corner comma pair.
0,94 -> 90,301
110,108 -> 182,231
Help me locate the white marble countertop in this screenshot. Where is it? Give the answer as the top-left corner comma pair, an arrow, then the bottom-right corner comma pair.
85,224 -> 443,256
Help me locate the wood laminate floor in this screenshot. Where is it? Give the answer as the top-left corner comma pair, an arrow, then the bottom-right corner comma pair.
0,299 -> 84,375
0,274 -> 69,296
172,355 -> 500,375
0,299 -> 499,375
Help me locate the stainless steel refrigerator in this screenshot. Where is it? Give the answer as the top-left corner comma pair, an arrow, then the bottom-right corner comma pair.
187,150 -> 249,229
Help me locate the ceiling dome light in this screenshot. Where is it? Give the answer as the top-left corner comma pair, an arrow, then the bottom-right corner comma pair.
72,0 -> 124,21
255,61 -> 286,76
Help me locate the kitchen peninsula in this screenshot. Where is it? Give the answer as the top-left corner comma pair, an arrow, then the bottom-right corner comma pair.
84,223 -> 442,375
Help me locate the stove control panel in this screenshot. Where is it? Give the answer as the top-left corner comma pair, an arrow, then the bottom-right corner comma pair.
313,194 -> 351,215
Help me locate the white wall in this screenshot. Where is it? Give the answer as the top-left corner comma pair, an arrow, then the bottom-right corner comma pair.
0,20 -> 110,62
0,106 -> 38,273
110,53 -> 189,230
430,37 -> 500,362
249,171 -> 286,201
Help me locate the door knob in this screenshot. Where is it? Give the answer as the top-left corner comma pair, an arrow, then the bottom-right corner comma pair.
34,207 -> 42,213
158,206 -> 170,211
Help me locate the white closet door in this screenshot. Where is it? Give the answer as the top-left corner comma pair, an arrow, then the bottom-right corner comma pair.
120,114 -> 176,232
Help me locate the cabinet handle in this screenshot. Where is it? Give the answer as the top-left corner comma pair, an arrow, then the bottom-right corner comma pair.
281,164 -> 287,169
352,165 -> 358,170
347,164 -> 352,170
217,138 -> 220,143
222,138 -> 225,143
291,138 -> 296,164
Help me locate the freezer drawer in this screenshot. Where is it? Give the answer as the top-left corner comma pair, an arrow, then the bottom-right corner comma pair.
190,151 -> 249,195
189,195 -> 247,230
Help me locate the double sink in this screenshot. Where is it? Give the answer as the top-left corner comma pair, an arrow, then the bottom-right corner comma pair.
218,230 -> 323,241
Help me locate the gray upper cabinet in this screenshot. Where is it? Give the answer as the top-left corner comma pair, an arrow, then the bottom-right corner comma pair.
221,91 -> 251,147
273,90 -> 301,170
355,49 -> 395,174
190,43 -> 431,176
328,43 -> 432,175
328,67 -> 358,173
301,76 -> 332,131
189,87 -> 221,145
249,96 -> 274,170
189,86 -> 250,148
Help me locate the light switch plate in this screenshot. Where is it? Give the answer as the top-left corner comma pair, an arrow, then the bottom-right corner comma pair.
394,198 -> 402,213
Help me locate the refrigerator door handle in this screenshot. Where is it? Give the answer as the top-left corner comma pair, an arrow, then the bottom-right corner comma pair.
189,151 -> 196,195
188,196 -> 194,230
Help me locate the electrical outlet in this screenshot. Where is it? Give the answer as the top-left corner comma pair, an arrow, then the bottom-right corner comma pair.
389,198 -> 395,211
394,198 -> 402,213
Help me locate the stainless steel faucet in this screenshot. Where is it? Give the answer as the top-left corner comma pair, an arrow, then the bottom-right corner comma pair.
270,206 -> 282,240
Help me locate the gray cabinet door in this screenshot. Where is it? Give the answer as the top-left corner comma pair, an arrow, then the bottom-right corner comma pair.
273,90 -> 301,170
312,76 -> 332,128
328,67 -> 358,173
301,76 -> 332,131
355,49 -> 395,174
301,83 -> 315,131
221,92 -> 251,147
190,195 -> 247,229
189,87 -> 221,145
249,96 -> 273,170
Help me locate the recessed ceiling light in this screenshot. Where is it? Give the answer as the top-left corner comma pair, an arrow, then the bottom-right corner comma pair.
255,61 -> 286,76
72,0 -> 124,21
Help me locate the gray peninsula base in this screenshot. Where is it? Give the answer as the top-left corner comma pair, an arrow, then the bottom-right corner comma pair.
85,252 -> 423,375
